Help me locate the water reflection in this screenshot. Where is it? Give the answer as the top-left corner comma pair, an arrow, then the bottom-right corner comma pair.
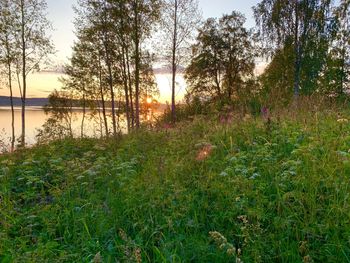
0,107 -> 131,148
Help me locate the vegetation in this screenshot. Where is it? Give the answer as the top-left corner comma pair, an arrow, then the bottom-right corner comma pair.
0,0 -> 350,261
1,103 -> 350,262
0,0 -> 54,147
161,0 -> 201,123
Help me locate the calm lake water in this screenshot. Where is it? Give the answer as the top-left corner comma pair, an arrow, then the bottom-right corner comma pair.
0,107 -> 129,148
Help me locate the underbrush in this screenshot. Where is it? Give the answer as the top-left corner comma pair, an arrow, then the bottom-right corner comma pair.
0,108 -> 350,262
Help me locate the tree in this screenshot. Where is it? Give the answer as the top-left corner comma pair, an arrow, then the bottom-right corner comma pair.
68,0 -> 161,135
161,0 -> 201,123
0,0 -> 17,151
259,41 -> 295,106
14,0 -> 54,146
185,12 -> 255,101
254,0 -> 334,97
76,0 -> 119,136
130,0 -> 161,128
37,90 -> 75,142
333,0 -> 350,94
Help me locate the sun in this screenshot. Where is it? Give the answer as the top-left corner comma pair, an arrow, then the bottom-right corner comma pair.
146,97 -> 153,104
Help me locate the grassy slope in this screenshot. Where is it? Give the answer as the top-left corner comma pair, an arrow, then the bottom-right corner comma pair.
0,111 -> 350,262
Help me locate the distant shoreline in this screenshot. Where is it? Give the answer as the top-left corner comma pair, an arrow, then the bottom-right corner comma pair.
0,96 -> 48,107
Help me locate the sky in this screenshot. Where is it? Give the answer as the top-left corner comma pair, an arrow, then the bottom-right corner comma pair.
0,0 -> 261,101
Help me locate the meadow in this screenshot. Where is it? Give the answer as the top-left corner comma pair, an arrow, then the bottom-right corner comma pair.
0,106 -> 350,262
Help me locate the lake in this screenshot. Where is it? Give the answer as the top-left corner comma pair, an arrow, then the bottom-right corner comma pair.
0,107 -> 132,150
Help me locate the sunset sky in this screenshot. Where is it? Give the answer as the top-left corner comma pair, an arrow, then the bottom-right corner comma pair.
0,0 -> 261,102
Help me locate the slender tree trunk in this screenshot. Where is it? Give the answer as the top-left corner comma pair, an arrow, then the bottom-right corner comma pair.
103,35 -> 117,136
98,54 -> 109,137
339,39 -> 346,94
8,57 -> 15,152
107,60 -> 117,136
293,0 -> 301,98
96,100 -> 103,138
9,67 -> 15,152
171,0 -> 178,124
117,97 -> 122,132
133,0 -> 140,129
102,1 -> 117,136
126,46 -> 135,128
5,35 -> 15,152
20,0 -> 26,147
81,90 -> 86,138
122,45 -> 131,132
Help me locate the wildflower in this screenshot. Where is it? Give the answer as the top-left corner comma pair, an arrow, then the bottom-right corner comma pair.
299,241 -> 308,255
237,215 -> 248,224
227,247 -> 236,256
209,231 -> 227,245
337,118 -> 349,123
261,106 -> 270,120
93,252 -> 102,263
93,145 -> 106,151
134,248 -> 142,263
219,113 -> 234,125
220,171 -> 229,177
303,255 -> 313,263
243,114 -> 252,122
119,229 -> 128,242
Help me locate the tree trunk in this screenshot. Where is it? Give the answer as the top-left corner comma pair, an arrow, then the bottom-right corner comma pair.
339,39 -> 346,95
96,99 -> 104,138
102,1 -> 117,136
20,0 -> 26,147
98,54 -> 109,137
122,45 -> 131,132
171,0 -> 178,124
103,35 -> 117,136
293,0 -> 301,98
81,90 -> 86,138
8,58 -> 15,152
134,0 -> 140,129
126,46 -> 135,128
5,35 -> 15,152
107,60 -> 117,136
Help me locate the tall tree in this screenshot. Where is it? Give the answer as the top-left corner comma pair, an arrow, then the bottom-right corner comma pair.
14,0 -> 54,146
76,0 -> 119,136
254,0 -> 334,97
130,0 -> 161,128
335,0 -> 350,94
185,12 -> 255,100
161,0 -> 201,123
0,0 -> 17,151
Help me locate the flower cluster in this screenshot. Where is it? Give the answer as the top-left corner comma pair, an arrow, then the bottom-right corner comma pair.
209,231 -> 243,262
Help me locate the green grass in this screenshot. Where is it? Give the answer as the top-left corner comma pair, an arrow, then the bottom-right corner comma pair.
0,110 -> 350,262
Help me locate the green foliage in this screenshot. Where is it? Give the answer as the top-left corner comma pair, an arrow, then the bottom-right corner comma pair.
254,0 -> 339,96
1,109 -> 350,262
185,12 -> 255,100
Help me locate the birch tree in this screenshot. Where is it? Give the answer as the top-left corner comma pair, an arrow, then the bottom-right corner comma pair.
14,0 -> 54,146
254,0 -> 334,97
0,0 -> 17,151
162,0 -> 201,123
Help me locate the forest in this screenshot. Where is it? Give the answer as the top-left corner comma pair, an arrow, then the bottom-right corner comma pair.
0,0 -> 350,262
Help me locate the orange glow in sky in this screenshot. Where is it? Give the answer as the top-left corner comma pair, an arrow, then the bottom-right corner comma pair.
0,72 -> 187,103
0,0 -> 262,102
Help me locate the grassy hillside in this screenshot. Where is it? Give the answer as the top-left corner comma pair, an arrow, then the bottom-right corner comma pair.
0,110 -> 350,262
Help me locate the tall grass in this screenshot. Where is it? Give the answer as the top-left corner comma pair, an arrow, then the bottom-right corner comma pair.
0,107 -> 349,262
